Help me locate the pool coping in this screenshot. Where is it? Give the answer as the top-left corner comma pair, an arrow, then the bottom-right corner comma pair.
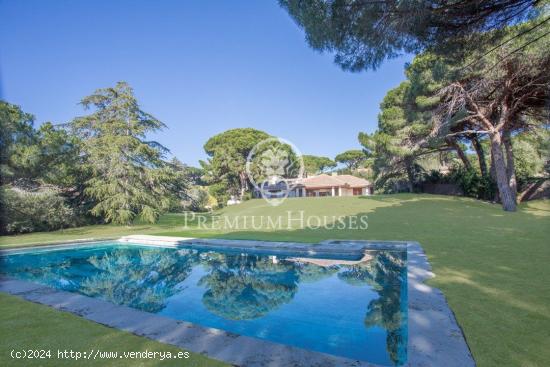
0,236 -> 475,367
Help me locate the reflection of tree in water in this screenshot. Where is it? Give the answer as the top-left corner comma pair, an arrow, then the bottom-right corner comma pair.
81,248 -> 199,312
3,246 -> 407,364
0,255 -> 76,290
338,251 -> 407,366
198,253 -> 300,320
294,262 -> 339,283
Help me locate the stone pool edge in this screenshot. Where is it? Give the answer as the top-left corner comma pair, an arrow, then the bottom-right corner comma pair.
0,236 -> 475,367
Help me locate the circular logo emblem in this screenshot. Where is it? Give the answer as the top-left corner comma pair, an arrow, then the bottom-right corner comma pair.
246,137 -> 304,206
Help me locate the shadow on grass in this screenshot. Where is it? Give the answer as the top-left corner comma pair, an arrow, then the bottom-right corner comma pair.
156,197 -> 550,367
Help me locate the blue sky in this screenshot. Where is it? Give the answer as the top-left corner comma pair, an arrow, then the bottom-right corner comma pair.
0,0 -> 411,166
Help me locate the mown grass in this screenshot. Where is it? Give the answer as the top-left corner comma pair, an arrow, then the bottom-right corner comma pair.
0,293 -> 227,367
1,194 -> 550,367
0,215 -> 188,248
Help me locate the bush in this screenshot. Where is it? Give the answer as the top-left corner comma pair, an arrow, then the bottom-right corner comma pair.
208,183 -> 230,208
374,176 -> 412,194
1,186 -> 77,234
476,175 -> 497,201
423,167 -> 496,201
182,186 -> 210,212
424,170 -> 447,184
448,167 -> 480,197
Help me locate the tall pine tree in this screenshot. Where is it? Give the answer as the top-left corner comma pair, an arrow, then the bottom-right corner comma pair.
71,82 -> 184,224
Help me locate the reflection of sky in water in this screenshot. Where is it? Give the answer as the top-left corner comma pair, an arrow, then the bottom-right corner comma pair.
1,243 -> 407,366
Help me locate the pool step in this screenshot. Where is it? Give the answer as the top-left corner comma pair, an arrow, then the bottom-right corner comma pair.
118,235 -> 194,246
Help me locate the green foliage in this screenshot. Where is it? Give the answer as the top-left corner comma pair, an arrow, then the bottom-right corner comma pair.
204,128 -> 270,157
167,158 -> 207,211
177,162 -> 206,186
360,17 -> 550,206
203,128 -> 270,202
513,130 -> 550,187
1,186 -> 77,234
71,82 -> 186,225
0,101 -> 36,184
374,162 -> 425,194
358,74 -> 436,192
424,167 -> 497,201
0,101 -> 91,233
280,0 -> 539,71
246,138 -> 302,182
182,186 -> 211,212
203,129 -> 304,206
334,149 -> 366,170
241,191 -> 253,201
208,182 -> 230,208
9,122 -> 84,188
449,167 -> 496,200
0,101 -> 85,189
302,155 -> 336,175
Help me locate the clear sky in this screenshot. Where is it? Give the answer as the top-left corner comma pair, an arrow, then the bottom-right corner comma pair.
0,0 -> 411,166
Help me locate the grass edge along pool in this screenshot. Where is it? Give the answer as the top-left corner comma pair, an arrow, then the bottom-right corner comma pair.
0,241 -> 408,366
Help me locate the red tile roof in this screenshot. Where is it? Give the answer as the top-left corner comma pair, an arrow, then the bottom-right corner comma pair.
299,174 -> 371,188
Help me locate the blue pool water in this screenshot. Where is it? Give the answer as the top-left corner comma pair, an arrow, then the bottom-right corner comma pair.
0,243 -> 408,365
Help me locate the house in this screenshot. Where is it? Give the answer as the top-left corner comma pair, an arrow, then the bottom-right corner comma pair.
254,173 -> 373,199
294,173 -> 373,197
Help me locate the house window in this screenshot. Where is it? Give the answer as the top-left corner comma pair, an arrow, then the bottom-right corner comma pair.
353,188 -> 363,196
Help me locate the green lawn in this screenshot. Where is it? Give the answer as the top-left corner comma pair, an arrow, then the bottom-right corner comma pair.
1,194 -> 550,367
0,215 -> 189,248
0,293 -> 227,367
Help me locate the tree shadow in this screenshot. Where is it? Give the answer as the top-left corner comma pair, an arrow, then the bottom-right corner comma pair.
156,196 -> 550,366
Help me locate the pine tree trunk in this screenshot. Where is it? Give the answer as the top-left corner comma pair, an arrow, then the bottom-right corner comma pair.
502,130 -> 518,201
471,136 -> 488,177
489,149 -> 499,202
405,157 -> 414,193
447,138 -> 472,170
239,171 -> 248,200
489,132 -> 516,211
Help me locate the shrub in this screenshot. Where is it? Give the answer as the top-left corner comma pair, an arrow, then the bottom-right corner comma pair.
424,167 -> 496,201
375,176 -> 412,194
476,174 -> 497,201
182,186 -> 210,212
424,170 -> 448,184
1,185 -> 77,234
208,183 -> 229,208
448,167 -> 480,198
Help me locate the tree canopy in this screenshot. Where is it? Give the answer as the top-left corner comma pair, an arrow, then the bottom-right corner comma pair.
358,16 -> 550,210
302,155 -> 336,175
202,128 -> 270,203
280,0 -> 542,71
335,149 -> 367,170
70,82 -> 186,224
0,101 -> 37,185
0,101 -> 87,233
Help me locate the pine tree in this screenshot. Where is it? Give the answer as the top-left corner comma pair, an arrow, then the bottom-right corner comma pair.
280,0 -> 541,71
71,82 -> 184,224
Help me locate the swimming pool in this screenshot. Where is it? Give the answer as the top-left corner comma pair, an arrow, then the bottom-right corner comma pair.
0,242 -> 408,366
